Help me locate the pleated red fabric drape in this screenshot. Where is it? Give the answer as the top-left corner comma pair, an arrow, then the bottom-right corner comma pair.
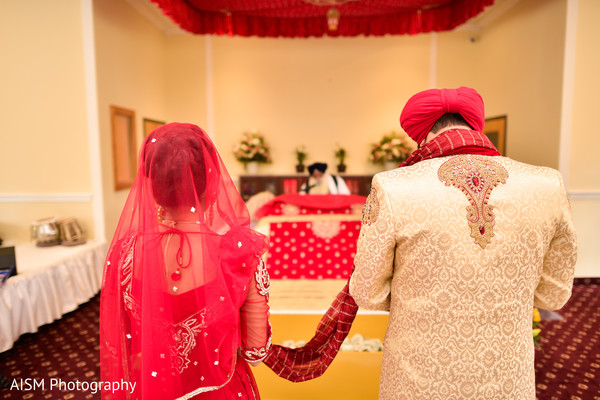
150,0 -> 494,37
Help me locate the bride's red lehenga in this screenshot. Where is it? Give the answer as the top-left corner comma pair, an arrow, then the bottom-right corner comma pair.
100,123 -> 271,400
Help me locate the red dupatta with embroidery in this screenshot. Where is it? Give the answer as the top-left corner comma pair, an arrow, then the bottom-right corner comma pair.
100,123 -> 269,399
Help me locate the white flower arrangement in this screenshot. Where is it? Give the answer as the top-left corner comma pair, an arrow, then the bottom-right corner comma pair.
233,130 -> 272,163
370,131 -> 415,164
282,334 -> 383,352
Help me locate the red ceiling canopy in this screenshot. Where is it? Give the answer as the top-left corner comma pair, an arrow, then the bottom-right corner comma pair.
150,0 -> 495,38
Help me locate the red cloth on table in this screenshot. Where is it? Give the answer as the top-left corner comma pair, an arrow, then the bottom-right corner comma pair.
257,194 -> 365,280
261,194 -> 363,380
254,194 -> 367,219
267,220 -> 359,280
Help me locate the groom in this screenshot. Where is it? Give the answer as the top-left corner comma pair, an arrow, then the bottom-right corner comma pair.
350,87 -> 577,399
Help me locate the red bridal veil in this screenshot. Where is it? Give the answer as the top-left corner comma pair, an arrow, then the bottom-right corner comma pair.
100,123 -> 268,399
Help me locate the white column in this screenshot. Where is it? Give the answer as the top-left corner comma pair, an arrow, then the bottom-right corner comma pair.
205,35 -> 215,140
81,0 -> 106,242
559,0 -> 578,187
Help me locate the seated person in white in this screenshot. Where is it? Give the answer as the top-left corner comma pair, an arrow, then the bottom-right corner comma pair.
301,162 -> 350,195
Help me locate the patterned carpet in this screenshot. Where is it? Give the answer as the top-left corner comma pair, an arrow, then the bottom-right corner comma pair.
534,278 -> 600,400
0,279 -> 598,400
0,296 -> 100,400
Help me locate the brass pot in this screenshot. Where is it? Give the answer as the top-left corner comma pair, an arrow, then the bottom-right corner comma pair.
31,217 -> 61,247
58,217 -> 86,246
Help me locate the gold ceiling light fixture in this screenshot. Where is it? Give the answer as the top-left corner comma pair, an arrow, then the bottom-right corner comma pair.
327,8 -> 340,31
303,0 -> 358,31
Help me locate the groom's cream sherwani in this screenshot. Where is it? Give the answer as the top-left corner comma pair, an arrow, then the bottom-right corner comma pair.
350,154 -> 577,400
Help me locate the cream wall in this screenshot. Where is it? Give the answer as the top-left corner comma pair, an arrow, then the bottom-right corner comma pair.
570,0 -> 600,191
0,0 -> 94,241
210,35 -> 428,178
437,0 -> 566,169
165,35 -> 208,129
136,32 -> 430,179
93,0 -> 169,239
94,1 -> 214,239
568,0 -> 600,277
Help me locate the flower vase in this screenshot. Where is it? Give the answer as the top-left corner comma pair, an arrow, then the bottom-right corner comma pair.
296,164 -> 305,173
385,161 -> 398,170
246,161 -> 259,175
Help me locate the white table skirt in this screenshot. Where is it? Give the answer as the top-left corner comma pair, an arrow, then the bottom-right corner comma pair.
0,240 -> 107,353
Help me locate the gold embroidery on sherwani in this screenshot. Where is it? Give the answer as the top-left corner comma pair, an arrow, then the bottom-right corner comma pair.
350,159 -> 576,400
438,155 -> 508,248
362,186 -> 380,226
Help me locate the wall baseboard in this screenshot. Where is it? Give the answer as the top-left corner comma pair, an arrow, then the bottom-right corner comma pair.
0,192 -> 597,202
0,193 -> 93,203
568,192 -> 600,200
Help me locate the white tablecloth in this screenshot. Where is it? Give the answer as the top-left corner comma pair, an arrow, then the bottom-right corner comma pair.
0,240 -> 107,353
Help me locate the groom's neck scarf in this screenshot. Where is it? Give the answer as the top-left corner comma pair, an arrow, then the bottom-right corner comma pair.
401,128 -> 500,168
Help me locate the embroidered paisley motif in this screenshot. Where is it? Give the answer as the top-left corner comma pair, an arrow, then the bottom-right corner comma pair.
242,321 -> 272,363
362,186 -> 380,226
438,155 -> 508,248
120,233 -> 140,319
169,309 -> 207,373
255,255 -> 270,300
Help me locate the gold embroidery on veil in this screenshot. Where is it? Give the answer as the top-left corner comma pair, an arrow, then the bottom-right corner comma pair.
168,309 -> 207,373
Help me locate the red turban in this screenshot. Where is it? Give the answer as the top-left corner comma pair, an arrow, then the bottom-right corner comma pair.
399,87 -> 485,145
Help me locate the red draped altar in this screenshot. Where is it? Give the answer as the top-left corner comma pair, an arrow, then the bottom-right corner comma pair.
254,194 -> 366,280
